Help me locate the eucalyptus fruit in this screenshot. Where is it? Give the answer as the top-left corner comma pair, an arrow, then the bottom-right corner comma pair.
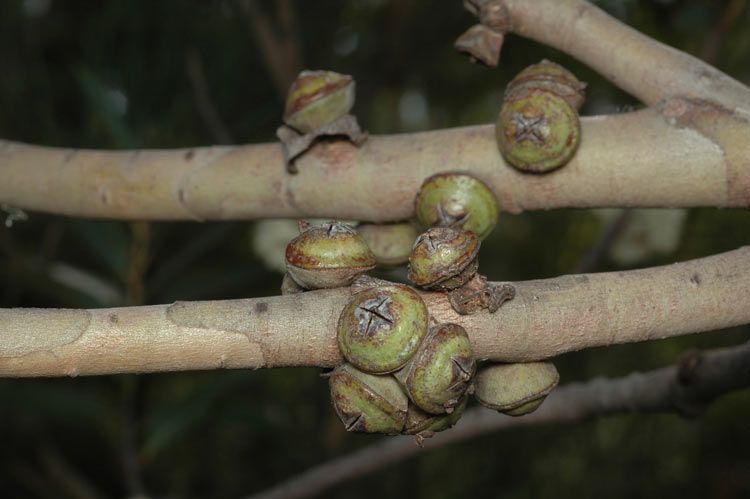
496,60 -> 586,173
285,221 -> 376,290
280,272 -> 304,295
403,396 -> 468,444
328,364 -> 408,434
277,70 -> 367,172
357,223 -> 419,266
408,227 -> 480,291
337,284 -> 429,374
395,323 -> 475,415
283,70 -> 355,134
509,60 -> 586,110
474,362 -> 559,416
415,173 -> 499,240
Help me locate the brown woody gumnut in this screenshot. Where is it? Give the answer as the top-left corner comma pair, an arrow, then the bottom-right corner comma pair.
454,24 -> 504,67
448,274 -> 515,315
394,323 -> 476,415
357,223 -> 419,267
328,363 -> 408,434
455,1 -> 510,67
408,227 -> 480,291
337,284 -> 429,374
285,221 -> 376,290
474,362 -> 559,416
496,60 -> 586,173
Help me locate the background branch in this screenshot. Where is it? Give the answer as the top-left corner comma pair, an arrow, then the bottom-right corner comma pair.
1,246 -> 748,377
239,0 -> 302,98
248,340 -> 750,499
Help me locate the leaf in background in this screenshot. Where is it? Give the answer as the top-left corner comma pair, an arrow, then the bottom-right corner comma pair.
67,220 -> 130,281
141,372 -> 249,460
595,208 -> 687,265
148,223 -> 240,296
74,66 -> 137,149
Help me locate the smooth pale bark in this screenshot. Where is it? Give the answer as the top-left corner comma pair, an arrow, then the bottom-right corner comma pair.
1,0 -> 749,221
1,103 -> 748,221
1,247 -> 748,377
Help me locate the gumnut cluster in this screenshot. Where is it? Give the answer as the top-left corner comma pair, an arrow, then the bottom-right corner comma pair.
279,173 -> 559,439
496,60 -> 587,173
411,173 -> 515,315
330,281 -> 475,443
277,70 -> 367,172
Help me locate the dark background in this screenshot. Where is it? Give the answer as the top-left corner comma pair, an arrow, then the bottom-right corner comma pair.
0,1 -> 749,498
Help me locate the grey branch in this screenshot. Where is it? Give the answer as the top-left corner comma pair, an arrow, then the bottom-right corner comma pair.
248,341 -> 750,499
1,247 -> 749,377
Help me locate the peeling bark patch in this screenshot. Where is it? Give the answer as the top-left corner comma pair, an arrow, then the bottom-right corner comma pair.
0,309 -> 91,357
255,302 -> 269,314
166,300 -> 255,334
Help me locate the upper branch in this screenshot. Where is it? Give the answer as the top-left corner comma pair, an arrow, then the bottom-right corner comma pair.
1,102 -> 748,221
498,0 -> 750,112
1,246 -> 748,377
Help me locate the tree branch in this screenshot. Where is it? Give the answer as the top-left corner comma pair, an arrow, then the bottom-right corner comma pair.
496,0 -> 750,112
1,0 -> 748,221
247,340 -> 750,499
1,246 -> 748,377
1,100 -> 748,221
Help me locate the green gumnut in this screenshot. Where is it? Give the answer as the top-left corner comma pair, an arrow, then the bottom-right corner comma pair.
329,364 -> 408,434
403,396 -> 468,438
395,323 -> 475,415
496,88 -> 581,174
407,227 -> 480,291
285,221 -> 376,289
508,59 -> 586,109
337,284 -> 429,374
415,173 -> 499,240
284,70 -> 355,133
474,362 -> 559,416
357,223 -> 419,266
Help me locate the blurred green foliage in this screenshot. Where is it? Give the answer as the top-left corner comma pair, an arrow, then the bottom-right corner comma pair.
1,1 -> 749,498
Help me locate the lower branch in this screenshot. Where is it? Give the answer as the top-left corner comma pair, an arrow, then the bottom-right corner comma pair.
0,247 -> 748,377
248,341 -> 750,499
